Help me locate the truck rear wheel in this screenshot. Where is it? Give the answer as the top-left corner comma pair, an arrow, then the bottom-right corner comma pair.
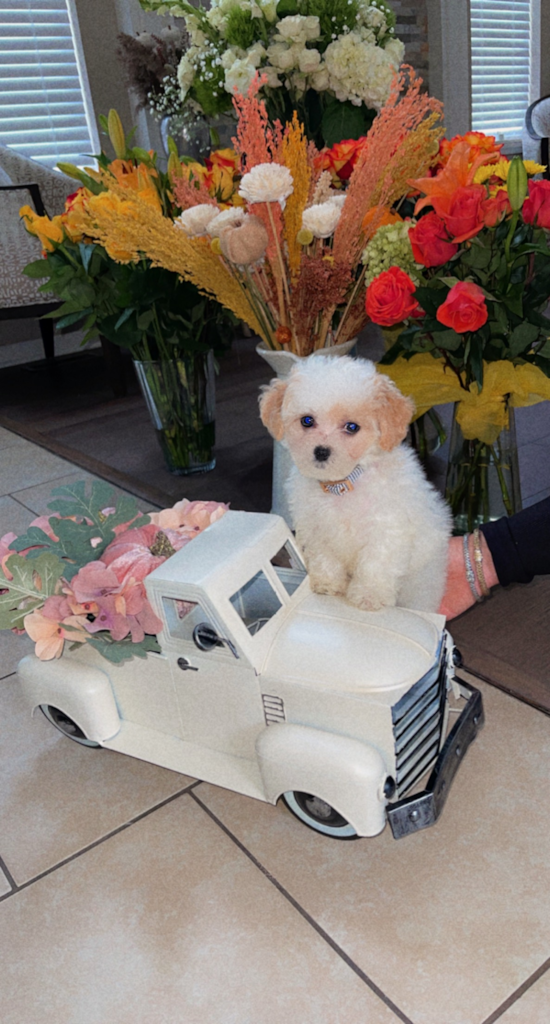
40,705 -> 100,748
282,791 -> 357,839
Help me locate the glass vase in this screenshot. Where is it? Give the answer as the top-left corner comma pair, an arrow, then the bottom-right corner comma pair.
134,351 -> 216,475
445,402 -> 522,534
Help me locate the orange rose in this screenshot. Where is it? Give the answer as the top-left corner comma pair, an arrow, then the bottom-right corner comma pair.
365,267 -> 421,327
481,188 -> 511,228
437,131 -> 503,170
434,185 -> 486,243
436,281 -> 488,333
315,137 -> 367,182
408,212 -> 458,267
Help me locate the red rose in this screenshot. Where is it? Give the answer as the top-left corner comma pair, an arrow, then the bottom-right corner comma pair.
409,212 -> 458,267
365,267 -> 421,327
522,179 -> 550,229
436,281 -> 488,333
481,188 -> 512,227
434,185 -> 486,243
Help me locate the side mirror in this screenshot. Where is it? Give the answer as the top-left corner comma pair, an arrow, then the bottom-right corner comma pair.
192,623 -> 239,659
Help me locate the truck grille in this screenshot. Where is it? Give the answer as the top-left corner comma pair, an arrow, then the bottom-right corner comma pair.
392,643 -> 447,797
262,693 -> 286,725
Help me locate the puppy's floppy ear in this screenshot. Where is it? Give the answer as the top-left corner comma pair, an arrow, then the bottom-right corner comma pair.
372,375 -> 415,451
259,378 -> 288,441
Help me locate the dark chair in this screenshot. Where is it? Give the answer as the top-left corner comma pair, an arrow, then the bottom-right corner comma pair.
0,182 -> 59,359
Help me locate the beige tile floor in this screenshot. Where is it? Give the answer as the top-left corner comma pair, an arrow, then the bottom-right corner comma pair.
1,429 -> 550,1024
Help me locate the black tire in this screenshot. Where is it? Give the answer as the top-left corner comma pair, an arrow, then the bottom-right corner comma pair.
39,705 -> 100,748
282,791 -> 357,839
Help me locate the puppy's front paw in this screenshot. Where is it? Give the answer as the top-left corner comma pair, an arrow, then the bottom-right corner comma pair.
309,574 -> 348,597
346,581 -> 394,612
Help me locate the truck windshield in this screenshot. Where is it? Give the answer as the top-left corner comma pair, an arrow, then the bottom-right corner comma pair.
270,541 -> 307,597
230,569 -> 282,636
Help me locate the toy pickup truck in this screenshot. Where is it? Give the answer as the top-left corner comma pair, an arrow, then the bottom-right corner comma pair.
18,511 -> 483,840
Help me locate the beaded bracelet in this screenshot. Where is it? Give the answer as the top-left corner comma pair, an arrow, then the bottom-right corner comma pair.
463,534 -> 484,603
472,528 -> 491,598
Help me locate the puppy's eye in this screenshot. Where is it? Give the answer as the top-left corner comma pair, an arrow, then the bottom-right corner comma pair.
301,415 -> 315,428
344,422 -> 360,434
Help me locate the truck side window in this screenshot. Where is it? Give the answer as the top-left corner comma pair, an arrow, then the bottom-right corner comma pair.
270,542 -> 307,597
230,570 -> 282,635
162,598 -> 216,643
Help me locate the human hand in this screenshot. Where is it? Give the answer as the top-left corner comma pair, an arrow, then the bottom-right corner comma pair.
438,533 -> 499,620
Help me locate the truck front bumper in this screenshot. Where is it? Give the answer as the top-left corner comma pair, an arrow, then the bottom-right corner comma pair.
386,679 -> 483,840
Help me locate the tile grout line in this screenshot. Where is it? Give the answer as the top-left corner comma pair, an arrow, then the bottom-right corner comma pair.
189,790 -> 416,1024
0,854 -> 17,893
0,781 -> 202,904
480,957 -> 550,1023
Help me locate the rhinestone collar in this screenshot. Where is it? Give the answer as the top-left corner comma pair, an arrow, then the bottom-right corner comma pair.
319,465 -> 364,496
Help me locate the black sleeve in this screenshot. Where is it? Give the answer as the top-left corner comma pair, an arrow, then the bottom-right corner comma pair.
480,496 -> 550,586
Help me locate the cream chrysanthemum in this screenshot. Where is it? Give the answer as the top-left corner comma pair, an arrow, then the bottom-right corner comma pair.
239,163 -> 294,205
302,200 -> 342,239
175,204 -> 218,237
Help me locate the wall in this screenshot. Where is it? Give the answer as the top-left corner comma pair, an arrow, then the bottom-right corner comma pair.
393,1 -> 430,90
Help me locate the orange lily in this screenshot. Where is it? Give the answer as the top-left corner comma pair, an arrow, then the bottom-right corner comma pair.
410,141 -> 497,215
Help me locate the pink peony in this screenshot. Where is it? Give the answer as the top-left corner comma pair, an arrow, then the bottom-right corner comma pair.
149,499 -> 229,536
101,524 -> 169,584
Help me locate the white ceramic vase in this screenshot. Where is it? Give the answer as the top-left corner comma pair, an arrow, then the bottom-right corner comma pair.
256,338 -> 358,526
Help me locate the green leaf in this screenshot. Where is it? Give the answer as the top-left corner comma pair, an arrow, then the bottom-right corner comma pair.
78,242 -> 95,274
470,334 -> 484,389
85,633 -> 161,663
507,322 -> 540,357
321,99 -> 369,147
433,329 -> 462,351
0,552 -> 65,630
56,311 -> 88,330
276,0 -> 298,14
23,260 -> 50,279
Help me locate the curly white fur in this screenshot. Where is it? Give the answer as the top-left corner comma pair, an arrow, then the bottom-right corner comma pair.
260,355 -> 451,613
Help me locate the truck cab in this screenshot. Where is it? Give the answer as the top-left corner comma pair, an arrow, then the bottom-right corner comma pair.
18,511 -> 482,840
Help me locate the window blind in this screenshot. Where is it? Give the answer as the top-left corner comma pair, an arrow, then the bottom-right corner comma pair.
470,0 -> 532,141
0,0 -> 95,168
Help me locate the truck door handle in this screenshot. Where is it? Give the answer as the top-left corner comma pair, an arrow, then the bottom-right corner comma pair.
177,657 -> 198,672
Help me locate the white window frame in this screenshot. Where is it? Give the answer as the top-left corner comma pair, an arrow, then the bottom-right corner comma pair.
65,0 -> 100,155
427,0 -> 546,151
0,0 -> 99,167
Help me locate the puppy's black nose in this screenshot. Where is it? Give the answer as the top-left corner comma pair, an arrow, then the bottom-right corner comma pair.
314,445 -> 331,462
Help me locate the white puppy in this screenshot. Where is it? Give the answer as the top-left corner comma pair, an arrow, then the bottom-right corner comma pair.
260,355 -> 451,613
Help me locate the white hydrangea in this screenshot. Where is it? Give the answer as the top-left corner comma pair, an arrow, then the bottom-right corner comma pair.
324,31 -> 403,110
175,204 -> 219,238
247,41 -> 267,67
302,201 -> 342,238
239,163 -> 294,205
310,65 -> 329,92
262,64 -> 282,88
298,47 -> 321,74
276,15 -> 320,45
224,58 -> 258,95
364,7 -> 387,30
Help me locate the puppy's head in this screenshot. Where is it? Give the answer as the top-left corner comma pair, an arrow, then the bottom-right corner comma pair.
259,355 -> 414,480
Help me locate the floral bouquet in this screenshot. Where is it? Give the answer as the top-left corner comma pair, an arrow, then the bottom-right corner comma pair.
0,481 -> 228,662
19,111 -> 239,360
59,70 -> 444,357
362,132 -> 550,530
137,0 -> 404,148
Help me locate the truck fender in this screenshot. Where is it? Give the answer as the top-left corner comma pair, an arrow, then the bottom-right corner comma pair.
256,723 -> 387,838
18,654 -> 121,744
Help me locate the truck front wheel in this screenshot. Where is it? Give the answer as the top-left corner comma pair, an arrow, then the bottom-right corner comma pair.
282,791 -> 357,839
40,705 -> 100,748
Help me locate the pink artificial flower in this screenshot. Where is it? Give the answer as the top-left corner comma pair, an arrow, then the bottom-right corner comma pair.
149,499 -> 229,535
24,609 -> 89,660
69,561 -> 122,604
102,524 -> 170,584
0,532 -> 17,579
